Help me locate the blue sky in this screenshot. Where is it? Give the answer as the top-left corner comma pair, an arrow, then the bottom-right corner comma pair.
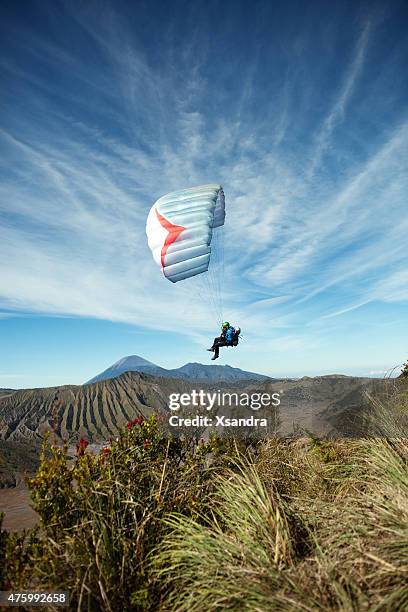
1,0 -> 407,388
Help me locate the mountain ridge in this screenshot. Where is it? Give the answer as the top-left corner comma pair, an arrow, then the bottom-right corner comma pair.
0,369 -> 383,444
86,355 -> 271,384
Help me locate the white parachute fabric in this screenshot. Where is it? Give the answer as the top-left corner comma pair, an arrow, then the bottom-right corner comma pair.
146,184 -> 225,283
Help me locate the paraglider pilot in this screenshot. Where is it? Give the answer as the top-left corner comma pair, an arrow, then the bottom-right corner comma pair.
208,322 -> 240,360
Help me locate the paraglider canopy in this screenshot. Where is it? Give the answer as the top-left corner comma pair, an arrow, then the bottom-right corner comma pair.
146,184 -> 225,283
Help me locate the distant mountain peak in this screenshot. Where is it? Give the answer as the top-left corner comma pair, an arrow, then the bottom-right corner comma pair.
86,355 -> 270,384
112,355 -> 155,368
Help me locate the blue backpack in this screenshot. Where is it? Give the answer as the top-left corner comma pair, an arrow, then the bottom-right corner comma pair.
225,326 -> 235,344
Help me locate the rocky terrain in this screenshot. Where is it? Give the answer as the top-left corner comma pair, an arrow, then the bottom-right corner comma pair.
0,371 -> 383,445
0,388 -> 15,397
0,372 -> 191,443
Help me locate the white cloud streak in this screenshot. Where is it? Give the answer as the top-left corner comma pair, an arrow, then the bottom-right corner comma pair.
307,20 -> 372,178
0,3 -> 407,352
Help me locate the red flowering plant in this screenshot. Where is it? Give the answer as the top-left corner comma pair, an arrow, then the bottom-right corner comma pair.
123,414 -> 163,458
76,438 -> 89,456
127,415 -> 144,430
100,446 -> 111,464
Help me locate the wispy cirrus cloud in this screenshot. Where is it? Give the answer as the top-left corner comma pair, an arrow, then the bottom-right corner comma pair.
307,20 -> 372,179
321,299 -> 372,319
0,0 -> 407,364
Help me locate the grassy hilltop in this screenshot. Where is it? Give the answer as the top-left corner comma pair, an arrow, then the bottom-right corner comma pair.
1,377 -> 407,611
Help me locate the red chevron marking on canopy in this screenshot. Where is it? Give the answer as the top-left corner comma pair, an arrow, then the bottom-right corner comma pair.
155,208 -> 186,270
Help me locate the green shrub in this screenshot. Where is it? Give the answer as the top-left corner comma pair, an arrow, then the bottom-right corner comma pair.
2,416 -> 240,610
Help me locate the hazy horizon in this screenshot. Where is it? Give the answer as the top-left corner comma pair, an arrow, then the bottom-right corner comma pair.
1,342 -> 402,390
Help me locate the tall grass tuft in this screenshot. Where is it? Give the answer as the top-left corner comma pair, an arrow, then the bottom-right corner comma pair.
154,383 -> 408,611
154,457 -> 309,611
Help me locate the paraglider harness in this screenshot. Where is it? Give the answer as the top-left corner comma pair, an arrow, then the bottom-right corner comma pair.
225,327 -> 241,347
